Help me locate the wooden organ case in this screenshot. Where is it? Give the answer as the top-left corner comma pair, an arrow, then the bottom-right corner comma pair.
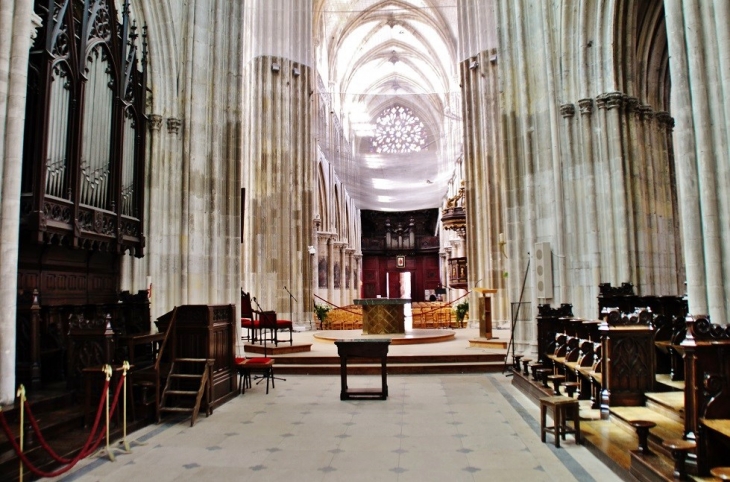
16,0 -> 148,387
18,0 -> 148,305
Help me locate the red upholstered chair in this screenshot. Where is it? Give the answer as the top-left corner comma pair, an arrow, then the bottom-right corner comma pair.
240,290 -> 259,343
275,318 -> 293,346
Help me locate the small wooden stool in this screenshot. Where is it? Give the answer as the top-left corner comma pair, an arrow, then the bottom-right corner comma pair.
540,395 -> 581,448
629,420 -> 656,455
529,363 -> 543,380
710,467 -> 730,480
662,438 -> 696,480
547,374 -> 566,396
521,359 -> 532,375
563,381 -> 580,398
536,368 -> 553,388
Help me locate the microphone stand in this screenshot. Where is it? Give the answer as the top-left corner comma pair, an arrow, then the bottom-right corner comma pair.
503,253 -> 530,376
284,286 -> 297,327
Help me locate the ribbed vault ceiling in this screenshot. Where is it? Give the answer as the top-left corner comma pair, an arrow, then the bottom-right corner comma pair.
318,0 -> 461,212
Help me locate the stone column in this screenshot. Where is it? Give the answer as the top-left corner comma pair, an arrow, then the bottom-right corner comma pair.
578,99 -> 601,297
665,0 -> 729,320
345,248 -> 356,304
353,254 -> 363,300
327,236 -> 335,303
0,2 -> 40,405
332,241 -> 346,306
597,92 -> 631,284
241,0 -> 314,317
560,103 -> 576,304
444,247 -> 453,301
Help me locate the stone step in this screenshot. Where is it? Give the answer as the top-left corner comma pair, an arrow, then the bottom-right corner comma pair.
275,361 -> 506,376
271,353 -> 505,365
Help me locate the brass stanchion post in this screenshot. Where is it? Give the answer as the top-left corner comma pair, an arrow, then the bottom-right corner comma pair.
120,361 -> 130,453
17,385 -> 26,482
97,365 -> 115,462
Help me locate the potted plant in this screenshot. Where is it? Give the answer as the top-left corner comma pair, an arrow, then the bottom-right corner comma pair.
314,303 -> 331,329
454,300 -> 469,328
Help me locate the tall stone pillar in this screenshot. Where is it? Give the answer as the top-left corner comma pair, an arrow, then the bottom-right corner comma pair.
241,0 -> 314,324
345,248 -> 356,303
665,0 -> 729,320
597,92 -> 632,284
333,241 -> 346,306
353,254 -> 362,300
327,236 -> 335,303
0,1 -> 38,405
577,99 -> 602,299
457,0 -> 508,329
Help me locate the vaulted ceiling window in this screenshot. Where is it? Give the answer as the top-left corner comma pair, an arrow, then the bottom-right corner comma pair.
372,105 -> 428,154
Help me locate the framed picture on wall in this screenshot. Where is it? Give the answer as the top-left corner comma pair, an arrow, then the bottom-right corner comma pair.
396,255 -> 405,268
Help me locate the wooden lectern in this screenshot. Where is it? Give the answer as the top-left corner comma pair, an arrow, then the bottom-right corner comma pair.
474,288 -> 498,339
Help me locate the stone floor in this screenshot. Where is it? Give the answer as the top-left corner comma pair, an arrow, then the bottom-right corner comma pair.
50,346 -> 624,482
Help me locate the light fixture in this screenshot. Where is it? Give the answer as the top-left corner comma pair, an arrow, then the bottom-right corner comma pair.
490,55 -> 498,64
292,67 -> 300,77
271,62 -> 280,73
469,60 -> 479,70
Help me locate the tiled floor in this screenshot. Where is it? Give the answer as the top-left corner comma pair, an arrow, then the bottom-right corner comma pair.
51,335 -> 623,482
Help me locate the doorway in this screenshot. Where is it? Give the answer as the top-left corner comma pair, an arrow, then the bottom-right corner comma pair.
386,271 -> 413,329
386,271 -> 413,299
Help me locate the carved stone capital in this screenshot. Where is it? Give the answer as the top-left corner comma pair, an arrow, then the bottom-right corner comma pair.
655,111 -> 674,130
638,105 -> 653,121
578,98 -> 594,116
597,92 -> 625,110
560,104 -> 576,118
624,97 -> 640,115
148,114 -> 163,131
167,118 -> 182,135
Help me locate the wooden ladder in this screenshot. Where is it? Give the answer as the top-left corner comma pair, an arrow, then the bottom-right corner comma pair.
158,358 -> 214,426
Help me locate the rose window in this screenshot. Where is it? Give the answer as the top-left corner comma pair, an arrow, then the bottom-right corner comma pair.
371,105 -> 427,154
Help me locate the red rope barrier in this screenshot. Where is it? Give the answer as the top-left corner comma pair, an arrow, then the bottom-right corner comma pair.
23,379 -> 109,464
312,294 -> 362,315
0,371 -> 127,478
313,290 -> 471,318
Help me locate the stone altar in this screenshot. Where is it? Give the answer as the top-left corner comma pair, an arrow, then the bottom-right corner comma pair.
354,298 -> 410,334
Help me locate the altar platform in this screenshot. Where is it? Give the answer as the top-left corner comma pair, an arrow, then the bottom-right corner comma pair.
252,326 -> 510,375
314,328 -> 455,345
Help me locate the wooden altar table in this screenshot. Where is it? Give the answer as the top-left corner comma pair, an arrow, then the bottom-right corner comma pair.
334,339 -> 391,400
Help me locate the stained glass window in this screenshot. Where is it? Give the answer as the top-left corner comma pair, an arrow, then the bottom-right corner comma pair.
372,105 -> 427,154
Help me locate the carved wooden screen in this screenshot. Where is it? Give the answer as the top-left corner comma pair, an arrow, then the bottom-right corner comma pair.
21,0 -> 147,255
